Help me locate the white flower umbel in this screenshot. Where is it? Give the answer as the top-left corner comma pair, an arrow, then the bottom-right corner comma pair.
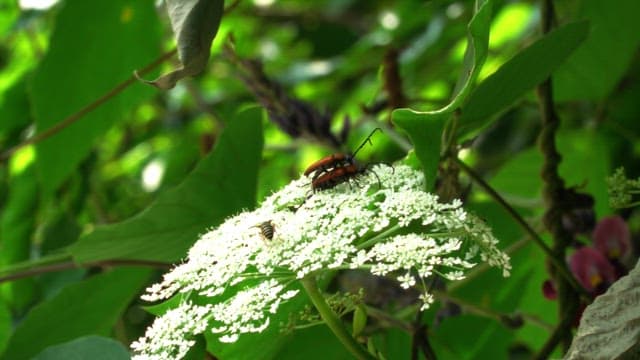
130,301 -> 212,360
132,164 -> 510,359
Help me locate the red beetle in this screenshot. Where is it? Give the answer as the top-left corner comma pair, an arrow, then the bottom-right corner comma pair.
304,128 -> 381,181
311,164 -> 360,191
310,161 -> 385,192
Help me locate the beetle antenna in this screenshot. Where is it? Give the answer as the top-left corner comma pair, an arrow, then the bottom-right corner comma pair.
352,127 -> 382,157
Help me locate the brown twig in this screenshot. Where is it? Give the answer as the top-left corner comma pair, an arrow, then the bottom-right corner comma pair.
223,0 -> 243,14
433,290 -> 554,332
0,258 -> 172,284
382,48 -> 407,110
0,49 -> 177,162
534,0 -> 580,356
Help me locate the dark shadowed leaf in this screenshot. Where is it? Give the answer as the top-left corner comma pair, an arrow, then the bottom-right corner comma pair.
0,162 -> 38,313
0,76 -> 30,134
70,107 -> 263,263
554,0 -> 640,100
458,21 -> 589,136
137,0 -> 224,89
274,325 -> 352,360
32,336 -> 130,360
0,300 -> 10,355
1,267 -> 150,360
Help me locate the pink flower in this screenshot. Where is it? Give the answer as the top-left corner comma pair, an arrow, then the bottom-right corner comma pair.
592,216 -> 631,260
569,247 -> 617,295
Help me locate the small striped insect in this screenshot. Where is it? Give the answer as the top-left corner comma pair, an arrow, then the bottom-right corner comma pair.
254,221 -> 275,241
304,128 -> 382,182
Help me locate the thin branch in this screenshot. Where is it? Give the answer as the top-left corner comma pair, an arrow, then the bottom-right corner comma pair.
535,0 -> 581,354
534,312 -> 576,360
223,0 -> 243,14
410,307 -> 437,360
455,157 -> 588,298
0,49 -> 177,162
433,290 -> 554,332
0,258 -> 172,284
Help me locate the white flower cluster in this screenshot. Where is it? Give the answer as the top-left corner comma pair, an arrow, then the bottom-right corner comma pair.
131,164 -> 510,359
130,301 -> 211,360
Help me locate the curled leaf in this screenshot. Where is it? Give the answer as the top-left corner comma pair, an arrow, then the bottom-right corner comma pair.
137,0 -> 224,89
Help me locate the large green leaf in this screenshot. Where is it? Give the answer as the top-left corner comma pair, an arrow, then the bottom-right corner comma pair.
431,315 -> 510,359
392,109 -> 448,190
274,326 -> 352,360
31,0 -> 161,194
371,327 -> 412,360
1,267 -> 150,360
458,21 -> 589,136
32,336 -> 129,360
489,148 -> 542,200
70,108 -> 263,263
554,0 -> 640,100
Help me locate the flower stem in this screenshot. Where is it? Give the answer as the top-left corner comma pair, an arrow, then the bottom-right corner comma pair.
300,277 -> 376,360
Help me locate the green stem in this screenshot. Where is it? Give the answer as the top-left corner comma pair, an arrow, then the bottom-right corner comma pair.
300,277 -> 376,360
356,225 -> 402,250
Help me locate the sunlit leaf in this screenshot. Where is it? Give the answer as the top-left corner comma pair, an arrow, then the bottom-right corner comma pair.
458,21 -> 589,136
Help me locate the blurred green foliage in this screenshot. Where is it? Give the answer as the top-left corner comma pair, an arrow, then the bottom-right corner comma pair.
0,0 -> 639,359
